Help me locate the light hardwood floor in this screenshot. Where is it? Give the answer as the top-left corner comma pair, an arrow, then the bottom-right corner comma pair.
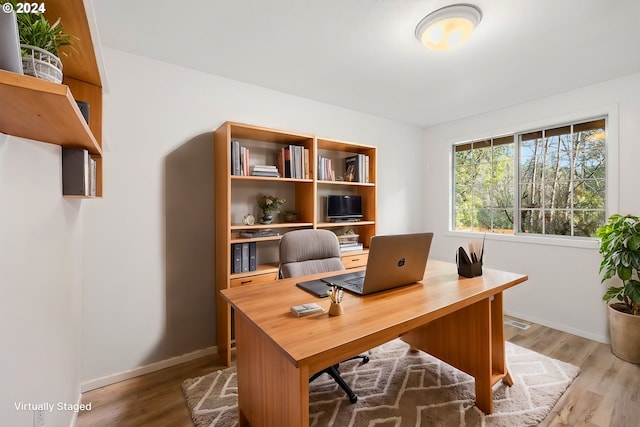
77,317 -> 640,427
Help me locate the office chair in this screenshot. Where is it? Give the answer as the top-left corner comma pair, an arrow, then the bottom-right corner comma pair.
279,229 -> 369,404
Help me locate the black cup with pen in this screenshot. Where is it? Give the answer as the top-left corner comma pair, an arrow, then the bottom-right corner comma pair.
456,238 -> 484,278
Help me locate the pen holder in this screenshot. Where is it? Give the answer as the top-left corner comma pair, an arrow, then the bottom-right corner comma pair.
328,302 -> 344,316
458,261 -> 482,278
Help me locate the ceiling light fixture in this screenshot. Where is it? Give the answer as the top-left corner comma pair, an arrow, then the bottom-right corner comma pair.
415,4 -> 482,51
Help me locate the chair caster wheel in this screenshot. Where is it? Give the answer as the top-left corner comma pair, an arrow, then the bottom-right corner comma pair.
349,394 -> 358,404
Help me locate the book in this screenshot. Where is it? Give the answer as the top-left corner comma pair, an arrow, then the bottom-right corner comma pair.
251,164 -> 278,171
231,140 -> 241,176
62,148 -> 90,196
232,243 -> 242,273
303,148 -> 310,179
345,155 -> 358,182
89,157 -> 97,196
290,303 -> 324,317
294,145 -> 303,179
251,171 -> 280,177
283,147 -> 292,178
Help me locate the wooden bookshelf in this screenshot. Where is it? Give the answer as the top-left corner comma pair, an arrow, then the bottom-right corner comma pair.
0,0 -> 103,197
214,122 -> 377,366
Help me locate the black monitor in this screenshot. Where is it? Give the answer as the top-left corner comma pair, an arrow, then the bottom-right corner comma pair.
327,195 -> 362,221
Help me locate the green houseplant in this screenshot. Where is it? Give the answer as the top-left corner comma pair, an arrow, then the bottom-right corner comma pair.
596,213 -> 640,363
282,209 -> 298,222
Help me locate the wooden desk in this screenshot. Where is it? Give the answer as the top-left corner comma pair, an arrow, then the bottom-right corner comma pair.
221,260 -> 527,427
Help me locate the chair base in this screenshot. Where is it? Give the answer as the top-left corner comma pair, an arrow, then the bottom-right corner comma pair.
310,354 -> 370,404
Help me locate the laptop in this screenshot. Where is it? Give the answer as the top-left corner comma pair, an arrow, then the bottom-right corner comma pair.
297,232 -> 433,297
0,10 -> 24,74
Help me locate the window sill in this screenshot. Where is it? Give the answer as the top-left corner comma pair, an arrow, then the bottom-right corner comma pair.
444,230 -> 599,249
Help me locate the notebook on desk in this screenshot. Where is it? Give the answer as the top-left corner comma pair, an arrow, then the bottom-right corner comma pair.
297,232 -> 433,297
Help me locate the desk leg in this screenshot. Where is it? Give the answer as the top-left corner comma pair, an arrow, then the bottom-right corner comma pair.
235,312 -> 310,427
401,295 -> 509,414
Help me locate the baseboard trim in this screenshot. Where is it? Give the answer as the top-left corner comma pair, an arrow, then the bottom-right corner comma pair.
80,346 -> 217,393
504,310 -> 609,344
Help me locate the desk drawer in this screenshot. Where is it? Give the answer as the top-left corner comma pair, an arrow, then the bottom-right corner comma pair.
231,272 -> 278,288
341,252 -> 368,269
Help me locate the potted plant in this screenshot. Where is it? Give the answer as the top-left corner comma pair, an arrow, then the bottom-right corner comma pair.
596,213 -> 640,363
3,0 -> 76,83
257,195 -> 285,224
282,209 -> 298,222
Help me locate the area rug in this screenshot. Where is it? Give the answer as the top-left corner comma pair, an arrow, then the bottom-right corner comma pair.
182,339 -> 578,427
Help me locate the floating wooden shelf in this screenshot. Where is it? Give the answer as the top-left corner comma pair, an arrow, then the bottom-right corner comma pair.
0,0 -> 103,197
0,70 -> 101,154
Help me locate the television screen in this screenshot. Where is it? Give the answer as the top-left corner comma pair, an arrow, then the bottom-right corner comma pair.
327,195 -> 362,221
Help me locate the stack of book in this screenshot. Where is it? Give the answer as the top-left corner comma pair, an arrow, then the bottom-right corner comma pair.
340,241 -> 364,252
338,233 -> 363,252
231,140 -> 250,176
251,165 -> 280,177
239,229 -> 279,238
278,145 -> 310,179
317,155 -> 336,181
344,154 -> 370,183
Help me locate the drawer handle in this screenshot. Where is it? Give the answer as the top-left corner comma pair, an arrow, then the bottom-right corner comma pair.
351,258 -> 360,262
240,279 -> 253,285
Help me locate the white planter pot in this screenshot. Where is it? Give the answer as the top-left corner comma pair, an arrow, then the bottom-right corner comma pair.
20,44 -> 63,83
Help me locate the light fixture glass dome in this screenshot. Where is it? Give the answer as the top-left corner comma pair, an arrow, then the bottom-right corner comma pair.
415,4 -> 482,51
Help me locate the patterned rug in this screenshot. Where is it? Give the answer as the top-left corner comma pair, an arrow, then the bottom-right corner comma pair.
182,339 -> 578,427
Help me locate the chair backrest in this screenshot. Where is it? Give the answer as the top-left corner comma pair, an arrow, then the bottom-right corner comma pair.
279,229 -> 345,278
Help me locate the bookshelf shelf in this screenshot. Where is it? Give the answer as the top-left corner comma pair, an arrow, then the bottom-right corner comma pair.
230,263 -> 280,280
231,175 -> 314,184
214,122 -> 377,366
317,180 -> 376,187
316,221 -> 376,228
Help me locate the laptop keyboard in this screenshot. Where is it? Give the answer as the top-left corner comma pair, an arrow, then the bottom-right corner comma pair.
345,277 -> 365,291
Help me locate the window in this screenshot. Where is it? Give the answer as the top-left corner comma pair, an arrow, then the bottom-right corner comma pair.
453,117 -> 607,238
518,119 -> 606,237
453,135 -> 515,233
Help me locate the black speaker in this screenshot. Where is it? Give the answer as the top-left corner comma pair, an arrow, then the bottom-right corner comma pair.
76,100 -> 90,124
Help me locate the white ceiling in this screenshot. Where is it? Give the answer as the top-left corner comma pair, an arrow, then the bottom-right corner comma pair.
91,0 -> 640,128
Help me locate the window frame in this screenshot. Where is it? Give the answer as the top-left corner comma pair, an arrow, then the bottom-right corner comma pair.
515,117 -> 607,238
448,105 -> 619,248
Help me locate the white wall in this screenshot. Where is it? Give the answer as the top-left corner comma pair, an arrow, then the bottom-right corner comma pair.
422,72 -> 640,343
80,47 -> 424,386
0,137 -> 83,427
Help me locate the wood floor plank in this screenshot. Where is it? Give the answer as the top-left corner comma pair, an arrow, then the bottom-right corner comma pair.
78,318 -> 640,426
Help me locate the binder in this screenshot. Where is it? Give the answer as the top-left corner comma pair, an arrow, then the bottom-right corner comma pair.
232,244 -> 242,273
249,242 -> 257,271
241,243 -> 250,272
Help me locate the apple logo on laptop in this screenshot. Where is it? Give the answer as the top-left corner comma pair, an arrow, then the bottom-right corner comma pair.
397,258 -> 406,267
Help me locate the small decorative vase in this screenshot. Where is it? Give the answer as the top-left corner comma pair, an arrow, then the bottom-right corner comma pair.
260,211 -> 273,224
